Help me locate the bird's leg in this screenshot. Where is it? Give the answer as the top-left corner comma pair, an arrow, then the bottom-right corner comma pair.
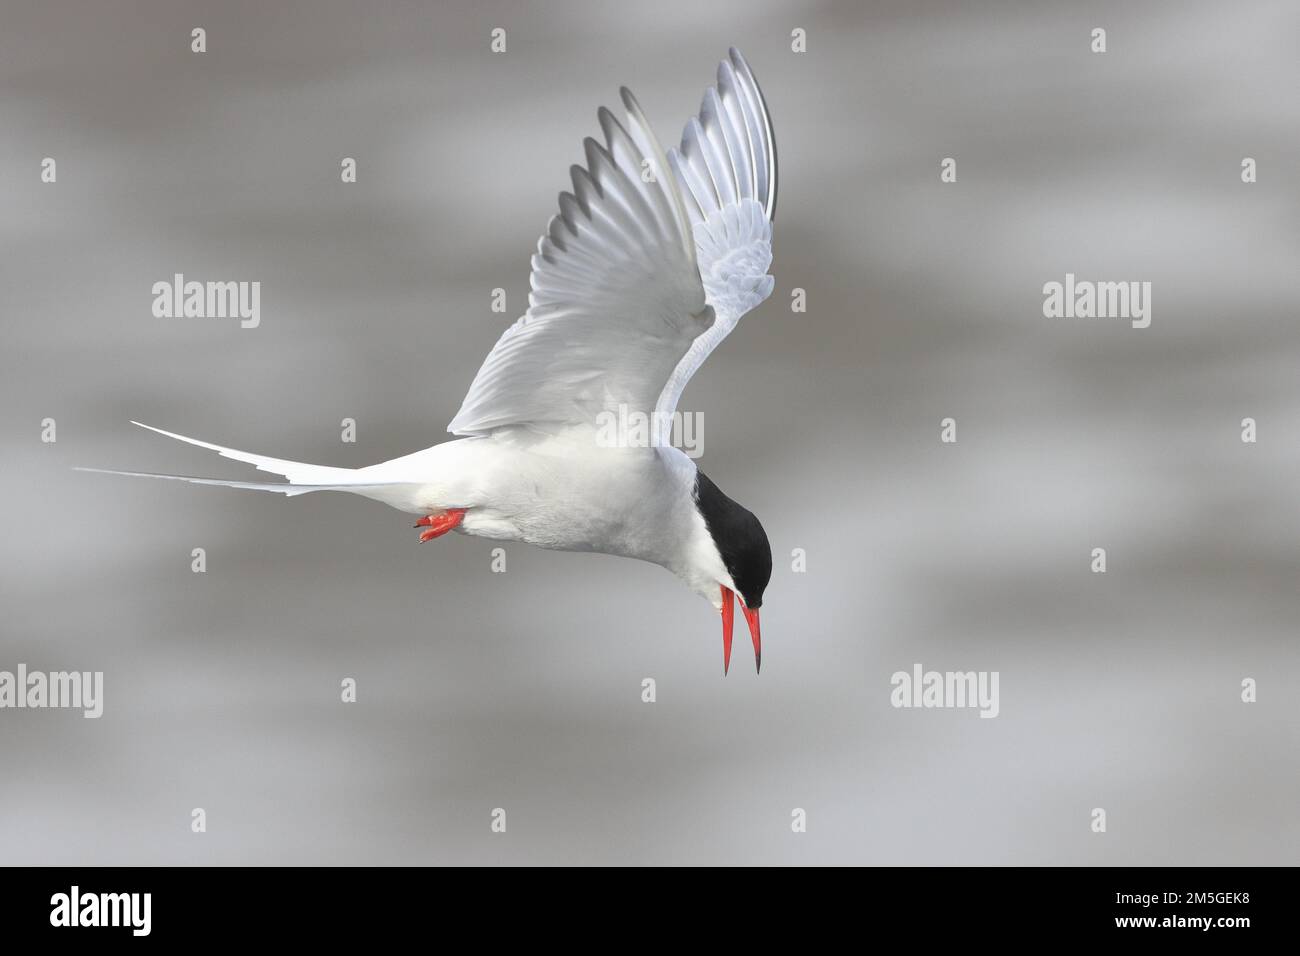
414,508 -> 466,542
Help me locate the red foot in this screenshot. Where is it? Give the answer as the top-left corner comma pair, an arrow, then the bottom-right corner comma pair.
414,508 -> 466,542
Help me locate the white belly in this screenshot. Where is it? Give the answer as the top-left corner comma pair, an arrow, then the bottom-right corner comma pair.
358,425 -> 700,566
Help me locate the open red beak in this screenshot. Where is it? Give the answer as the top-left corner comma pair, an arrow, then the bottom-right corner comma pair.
720,585 -> 762,675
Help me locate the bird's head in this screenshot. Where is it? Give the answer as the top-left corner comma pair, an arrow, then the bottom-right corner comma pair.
690,470 -> 772,674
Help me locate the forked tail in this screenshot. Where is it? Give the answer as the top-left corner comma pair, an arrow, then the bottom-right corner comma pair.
76,422 -> 427,511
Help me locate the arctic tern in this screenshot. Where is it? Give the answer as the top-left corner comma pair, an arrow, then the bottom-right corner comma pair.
83,48 -> 778,674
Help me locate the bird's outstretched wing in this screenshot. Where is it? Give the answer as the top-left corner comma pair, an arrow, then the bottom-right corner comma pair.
447,47 -> 777,437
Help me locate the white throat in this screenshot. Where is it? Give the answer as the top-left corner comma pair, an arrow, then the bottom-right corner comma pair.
654,448 -> 735,610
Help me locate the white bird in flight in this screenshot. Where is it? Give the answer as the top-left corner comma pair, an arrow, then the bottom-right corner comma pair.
83,48 -> 778,674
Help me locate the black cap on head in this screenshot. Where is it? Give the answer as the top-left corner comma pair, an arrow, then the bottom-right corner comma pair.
694,470 -> 772,609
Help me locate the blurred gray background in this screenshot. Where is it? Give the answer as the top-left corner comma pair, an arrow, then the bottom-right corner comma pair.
2,0 -> 1298,865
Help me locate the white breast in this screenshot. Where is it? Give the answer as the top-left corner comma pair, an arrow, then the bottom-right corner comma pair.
355,425 -> 732,604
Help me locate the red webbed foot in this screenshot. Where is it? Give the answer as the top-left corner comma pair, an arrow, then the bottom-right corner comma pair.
414,508 -> 466,542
